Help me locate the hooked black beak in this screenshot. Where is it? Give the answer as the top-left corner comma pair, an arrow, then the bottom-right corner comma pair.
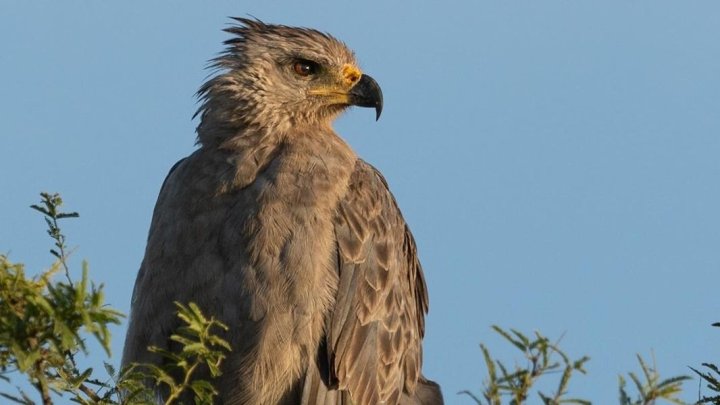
348,74 -> 383,120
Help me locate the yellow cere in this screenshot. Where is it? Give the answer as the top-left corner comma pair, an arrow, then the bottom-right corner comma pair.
342,64 -> 362,87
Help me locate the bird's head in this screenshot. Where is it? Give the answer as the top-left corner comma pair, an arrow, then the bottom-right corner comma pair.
196,18 -> 383,143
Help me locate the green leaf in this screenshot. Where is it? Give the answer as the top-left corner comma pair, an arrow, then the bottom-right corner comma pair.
492,325 -> 527,352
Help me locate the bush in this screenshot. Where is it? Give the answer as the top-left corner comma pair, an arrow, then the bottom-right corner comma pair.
0,193 -> 230,405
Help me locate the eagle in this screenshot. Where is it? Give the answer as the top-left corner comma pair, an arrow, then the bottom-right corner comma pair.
122,18 -> 443,405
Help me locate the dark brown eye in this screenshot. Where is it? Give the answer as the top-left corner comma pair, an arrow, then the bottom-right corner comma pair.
293,60 -> 318,77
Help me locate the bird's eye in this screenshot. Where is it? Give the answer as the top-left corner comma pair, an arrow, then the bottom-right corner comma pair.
293,60 -> 318,77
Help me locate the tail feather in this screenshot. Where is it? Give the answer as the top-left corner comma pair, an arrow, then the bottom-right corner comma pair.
292,364 -> 443,405
401,377 -> 444,405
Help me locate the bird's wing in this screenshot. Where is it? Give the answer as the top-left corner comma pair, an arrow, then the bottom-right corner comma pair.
328,160 -> 429,404
122,157 -> 188,368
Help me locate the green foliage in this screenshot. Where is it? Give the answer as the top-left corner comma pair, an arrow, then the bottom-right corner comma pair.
29,192 -> 79,285
0,193 -> 122,404
618,353 -> 690,405
691,323 -> 720,404
120,302 -> 231,405
0,193 -> 230,404
460,326 -> 590,405
463,327 -> 698,405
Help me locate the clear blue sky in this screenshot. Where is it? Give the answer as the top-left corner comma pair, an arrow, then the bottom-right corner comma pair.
2,1 -> 719,403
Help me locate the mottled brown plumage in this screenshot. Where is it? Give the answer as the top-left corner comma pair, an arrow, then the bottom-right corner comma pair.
122,18 -> 442,405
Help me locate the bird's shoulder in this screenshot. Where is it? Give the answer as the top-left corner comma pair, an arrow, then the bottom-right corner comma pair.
339,159 -> 398,217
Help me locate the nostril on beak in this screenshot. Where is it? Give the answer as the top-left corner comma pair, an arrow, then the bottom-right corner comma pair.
342,64 -> 362,86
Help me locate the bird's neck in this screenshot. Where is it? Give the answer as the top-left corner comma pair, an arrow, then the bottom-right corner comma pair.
197,120 -> 354,194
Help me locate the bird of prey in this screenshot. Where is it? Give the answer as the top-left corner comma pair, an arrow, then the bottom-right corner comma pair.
122,18 -> 442,405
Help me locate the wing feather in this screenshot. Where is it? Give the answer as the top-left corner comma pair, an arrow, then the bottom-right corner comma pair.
329,160 -> 429,404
